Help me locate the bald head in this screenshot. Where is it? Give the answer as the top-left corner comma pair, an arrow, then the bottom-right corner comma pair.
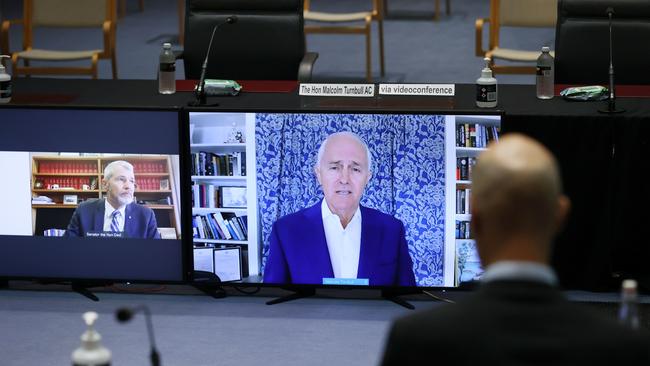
471,133 -> 570,265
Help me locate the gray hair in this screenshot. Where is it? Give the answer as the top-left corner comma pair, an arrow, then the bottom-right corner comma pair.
315,131 -> 372,171
104,160 -> 134,180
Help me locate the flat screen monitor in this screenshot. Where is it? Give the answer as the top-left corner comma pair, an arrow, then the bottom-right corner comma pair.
0,107 -> 189,282
187,110 -> 501,288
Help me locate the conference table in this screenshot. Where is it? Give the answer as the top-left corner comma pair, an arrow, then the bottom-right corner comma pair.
6,78 -> 650,291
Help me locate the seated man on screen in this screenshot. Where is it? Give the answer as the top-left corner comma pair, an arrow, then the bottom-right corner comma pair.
263,131 -> 415,286
380,134 -> 650,365
64,160 -> 160,239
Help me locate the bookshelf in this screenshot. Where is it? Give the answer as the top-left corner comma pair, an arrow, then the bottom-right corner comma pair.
30,155 -> 180,237
189,112 -> 259,279
444,115 -> 501,286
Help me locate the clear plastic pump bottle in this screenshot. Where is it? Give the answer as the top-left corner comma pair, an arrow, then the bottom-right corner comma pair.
71,311 -> 112,366
476,57 -> 497,108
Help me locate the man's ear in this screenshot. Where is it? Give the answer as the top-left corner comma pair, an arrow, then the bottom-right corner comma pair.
101,178 -> 108,191
314,166 -> 322,185
555,194 -> 571,232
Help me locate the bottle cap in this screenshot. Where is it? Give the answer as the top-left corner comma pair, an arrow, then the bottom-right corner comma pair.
163,42 -> 171,49
481,57 -> 493,79
622,279 -> 638,291
542,46 -> 550,52
0,55 -> 9,73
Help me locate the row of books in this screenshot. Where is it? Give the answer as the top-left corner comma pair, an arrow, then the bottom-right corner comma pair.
456,188 -> 471,214
38,161 -> 98,174
456,123 -> 500,148
191,151 -> 246,177
104,161 -> 167,174
192,212 -> 248,241
135,177 -> 169,191
456,157 -> 477,181
193,184 -> 221,208
456,220 -> 472,239
37,161 -> 168,174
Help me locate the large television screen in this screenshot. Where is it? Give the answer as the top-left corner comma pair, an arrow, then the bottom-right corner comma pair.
0,107 -> 189,282
188,111 -> 501,288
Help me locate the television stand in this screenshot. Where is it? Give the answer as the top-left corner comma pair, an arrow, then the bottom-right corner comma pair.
71,281 -> 112,302
193,270 -> 227,299
266,288 -> 316,305
381,289 -> 418,310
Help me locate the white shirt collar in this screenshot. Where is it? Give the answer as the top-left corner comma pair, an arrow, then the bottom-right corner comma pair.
320,199 -> 362,279
481,261 -> 558,286
320,198 -> 361,227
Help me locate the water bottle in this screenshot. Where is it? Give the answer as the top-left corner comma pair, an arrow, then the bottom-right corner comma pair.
158,43 -> 176,94
536,46 -> 554,99
618,279 -> 640,330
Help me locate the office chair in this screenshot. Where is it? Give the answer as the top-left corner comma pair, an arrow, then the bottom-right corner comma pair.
0,0 -> 117,79
304,0 -> 384,82
475,0 -> 557,74
555,0 -> 650,85
181,0 -> 317,82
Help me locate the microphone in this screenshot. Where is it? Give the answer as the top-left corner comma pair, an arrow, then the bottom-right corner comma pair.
191,15 -> 238,107
599,7 -> 624,113
116,306 -> 161,366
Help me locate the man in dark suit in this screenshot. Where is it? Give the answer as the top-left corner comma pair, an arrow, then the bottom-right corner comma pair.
381,134 -> 650,365
263,132 -> 415,286
64,160 -> 160,239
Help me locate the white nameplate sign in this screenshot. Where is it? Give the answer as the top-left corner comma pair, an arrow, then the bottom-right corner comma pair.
299,83 -> 375,97
378,84 -> 456,96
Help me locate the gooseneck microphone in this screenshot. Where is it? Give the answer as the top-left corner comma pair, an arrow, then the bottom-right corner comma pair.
116,305 -> 161,366
191,15 -> 238,106
599,7 -> 624,114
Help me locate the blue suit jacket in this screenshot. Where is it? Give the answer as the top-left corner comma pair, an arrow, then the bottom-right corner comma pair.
63,199 -> 160,239
263,201 -> 416,286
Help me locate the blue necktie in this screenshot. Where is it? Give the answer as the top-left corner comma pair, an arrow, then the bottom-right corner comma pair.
110,210 -> 121,232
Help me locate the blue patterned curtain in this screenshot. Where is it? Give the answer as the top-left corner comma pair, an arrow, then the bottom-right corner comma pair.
255,113 -> 446,286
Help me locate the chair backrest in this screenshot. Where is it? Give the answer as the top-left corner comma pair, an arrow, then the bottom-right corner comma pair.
28,0 -> 115,27
498,0 -> 557,27
555,0 -> 650,84
304,0 -> 382,20
23,0 -> 115,54
183,0 -> 306,80
489,0 -> 556,50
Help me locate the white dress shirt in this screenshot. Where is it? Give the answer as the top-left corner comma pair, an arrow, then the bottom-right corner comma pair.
321,199 -> 362,279
103,200 -> 126,232
481,260 -> 558,286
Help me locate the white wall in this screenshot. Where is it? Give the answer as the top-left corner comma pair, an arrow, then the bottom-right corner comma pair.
0,152 -> 33,235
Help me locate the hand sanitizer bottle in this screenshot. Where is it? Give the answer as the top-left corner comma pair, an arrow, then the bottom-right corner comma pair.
72,312 -> 112,366
0,55 -> 12,103
476,57 -> 497,108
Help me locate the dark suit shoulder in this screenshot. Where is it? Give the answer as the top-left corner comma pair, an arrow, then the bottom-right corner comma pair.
127,202 -> 155,215
360,205 -> 403,229
273,202 -> 319,227
75,198 -> 103,213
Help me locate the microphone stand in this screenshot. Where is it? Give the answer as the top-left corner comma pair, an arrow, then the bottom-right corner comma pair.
116,305 -> 161,366
189,16 -> 237,107
599,7 -> 624,114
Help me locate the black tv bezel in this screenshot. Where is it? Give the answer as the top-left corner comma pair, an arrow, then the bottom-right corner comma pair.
0,104 -> 194,284
183,107 -> 504,292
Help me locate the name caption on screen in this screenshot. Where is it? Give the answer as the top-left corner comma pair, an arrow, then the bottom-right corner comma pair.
378,84 -> 455,96
299,83 -> 375,97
